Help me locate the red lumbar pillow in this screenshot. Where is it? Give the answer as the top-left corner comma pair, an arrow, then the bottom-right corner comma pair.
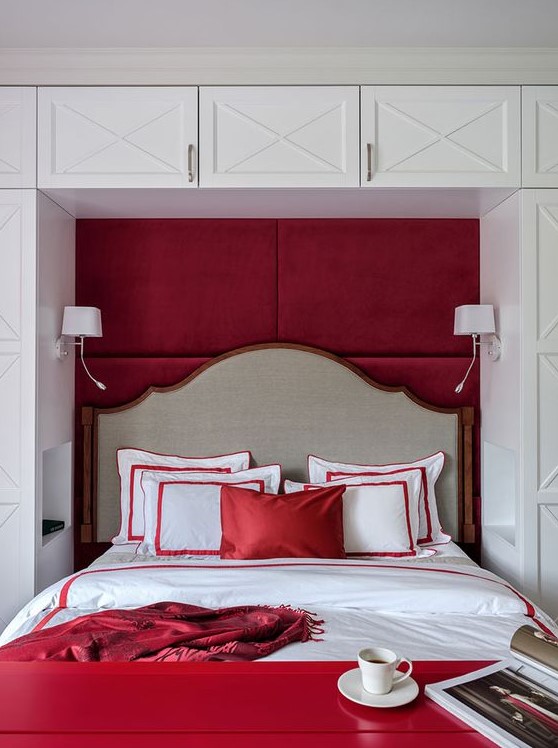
220,484 -> 346,560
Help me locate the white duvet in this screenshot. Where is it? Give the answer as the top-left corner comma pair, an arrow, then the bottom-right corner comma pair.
1,544 -> 556,662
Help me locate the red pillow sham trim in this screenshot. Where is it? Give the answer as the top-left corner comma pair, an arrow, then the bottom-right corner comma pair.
115,447 -> 251,542
307,450 -> 446,545
128,464 -> 231,541
303,479 -> 417,557
306,450 -> 444,477
154,479 -> 266,556
326,466 -> 431,544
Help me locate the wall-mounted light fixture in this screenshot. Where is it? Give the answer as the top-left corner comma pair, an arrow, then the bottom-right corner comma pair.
453,304 -> 501,394
56,306 -> 107,391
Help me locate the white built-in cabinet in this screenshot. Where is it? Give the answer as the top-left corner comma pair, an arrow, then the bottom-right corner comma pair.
2,81 -> 558,626
199,86 -> 360,188
481,188 -> 558,618
0,189 -> 37,630
0,88 -> 36,188
38,87 -> 198,188
522,190 -> 558,616
37,84 -> 524,190
361,86 -> 521,188
522,87 -> 558,187
0,86 -> 75,630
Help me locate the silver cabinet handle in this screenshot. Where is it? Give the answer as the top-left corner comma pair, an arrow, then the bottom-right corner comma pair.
188,144 -> 195,183
366,143 -> 373,182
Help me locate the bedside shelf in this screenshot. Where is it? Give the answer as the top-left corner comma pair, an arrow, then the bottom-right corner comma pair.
42,525 -> 72,548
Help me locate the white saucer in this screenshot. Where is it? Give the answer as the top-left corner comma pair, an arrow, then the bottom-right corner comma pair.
337,668 -> 419,708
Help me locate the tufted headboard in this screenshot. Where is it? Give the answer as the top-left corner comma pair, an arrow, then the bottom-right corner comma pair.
81,344 -> 474,544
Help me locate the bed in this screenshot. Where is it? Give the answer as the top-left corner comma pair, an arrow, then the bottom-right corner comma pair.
1,344 -> 555,661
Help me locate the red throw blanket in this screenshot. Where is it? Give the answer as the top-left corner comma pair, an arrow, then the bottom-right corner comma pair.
0,602 -> 324,662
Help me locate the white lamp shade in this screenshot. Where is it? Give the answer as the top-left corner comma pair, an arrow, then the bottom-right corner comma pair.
61,306 -> 103,338
454,305 -> 495,335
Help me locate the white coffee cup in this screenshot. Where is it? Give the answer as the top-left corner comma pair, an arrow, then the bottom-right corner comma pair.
358,647 -> 413,695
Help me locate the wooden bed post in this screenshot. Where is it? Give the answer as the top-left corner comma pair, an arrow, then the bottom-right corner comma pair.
81,407 -> 94,543
462,406 -> 475,544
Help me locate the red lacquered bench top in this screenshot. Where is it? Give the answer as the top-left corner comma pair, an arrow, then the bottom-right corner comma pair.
0,660 -> 496,747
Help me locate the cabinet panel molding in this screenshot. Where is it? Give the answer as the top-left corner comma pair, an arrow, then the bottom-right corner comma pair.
200,86 -> 359,188
38,87 -> 198,188
362,86 -> 520,187
522,86 -> 558,188
0,506 -> 24,629
539,355 -> 558,493
0,191 -> 36,628
0,87 -> 36,188
537,202 -> 558,343
539,504 -> 558,618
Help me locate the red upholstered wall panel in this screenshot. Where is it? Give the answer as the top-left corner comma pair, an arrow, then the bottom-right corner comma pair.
278,219 -> 479,355
76,219 -> 278,356
75,218 -> 480,569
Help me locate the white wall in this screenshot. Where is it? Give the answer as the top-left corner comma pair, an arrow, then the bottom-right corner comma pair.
35,192 -> 75,593
479,191 -> 522,587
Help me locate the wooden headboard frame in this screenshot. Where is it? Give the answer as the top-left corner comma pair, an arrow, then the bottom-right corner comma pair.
80,343 -> 475,544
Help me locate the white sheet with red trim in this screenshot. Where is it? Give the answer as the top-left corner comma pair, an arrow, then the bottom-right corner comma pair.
1,551 -> 556,661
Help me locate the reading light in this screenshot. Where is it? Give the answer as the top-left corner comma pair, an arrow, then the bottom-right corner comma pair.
56,306 -> 107,391
453,304 -> 501,394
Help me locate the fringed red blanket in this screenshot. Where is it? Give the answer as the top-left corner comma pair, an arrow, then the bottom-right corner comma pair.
0,602 -> 324,662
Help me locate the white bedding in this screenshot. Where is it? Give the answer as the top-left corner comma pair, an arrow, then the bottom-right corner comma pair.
1,543 -> 556,662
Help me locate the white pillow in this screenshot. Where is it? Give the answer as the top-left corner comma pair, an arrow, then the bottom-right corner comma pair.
307,452 -> 448,545
113,448 -> 251,544
139,465 -> 281,556
285,473 -> 433,558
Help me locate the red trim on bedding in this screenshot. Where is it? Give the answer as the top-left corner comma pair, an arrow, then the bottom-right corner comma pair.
50,561 -> 550,636
115,448 -> 251,542
532,617 -> 556,636
327,467 -> 431,543
128,464 -> 231,541
154,479 -> 266,556
309,450 -> 446,545
303,479 -> 417,556
32,607 -> 63,632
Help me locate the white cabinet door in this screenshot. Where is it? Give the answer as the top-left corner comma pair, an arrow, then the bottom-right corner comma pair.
522,87 -> 558,187
522,190 -> 558,618
361,86 -> 520,187
38,87 -> 198,188
200,86 -> 359,187
0,190 -> 36,630
0,88 -> 36,188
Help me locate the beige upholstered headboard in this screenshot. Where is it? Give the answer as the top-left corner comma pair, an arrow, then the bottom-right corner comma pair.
81,345 -> 474,544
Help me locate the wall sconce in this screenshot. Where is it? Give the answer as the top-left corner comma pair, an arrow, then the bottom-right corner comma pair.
453,304 -> 501,394
56,306 -> 107,391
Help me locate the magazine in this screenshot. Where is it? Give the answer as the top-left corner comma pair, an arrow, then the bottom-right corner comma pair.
425,625 -> 558,748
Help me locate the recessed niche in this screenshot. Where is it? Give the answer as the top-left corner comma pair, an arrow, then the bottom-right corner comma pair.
42,441 -> 72,546
482,440 -> 516,547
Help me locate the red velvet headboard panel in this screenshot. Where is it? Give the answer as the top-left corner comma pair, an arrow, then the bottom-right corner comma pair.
75,218 -> 479,568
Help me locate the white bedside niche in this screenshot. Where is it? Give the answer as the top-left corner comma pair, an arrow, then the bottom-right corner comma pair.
41,441 -> 72,547
482,441 -> 517,547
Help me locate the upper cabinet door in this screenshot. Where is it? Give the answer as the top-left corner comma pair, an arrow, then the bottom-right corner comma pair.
199,86 -> 359,188
0,88 -> 36,188
38,87 -> 198,188
361,86 -> 520,188
523,87 -> 558,188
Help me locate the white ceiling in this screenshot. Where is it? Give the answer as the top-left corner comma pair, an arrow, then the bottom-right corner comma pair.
1,0 -> 557,49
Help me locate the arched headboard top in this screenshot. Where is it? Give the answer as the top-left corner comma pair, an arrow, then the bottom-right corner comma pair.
81,345 -> 474,544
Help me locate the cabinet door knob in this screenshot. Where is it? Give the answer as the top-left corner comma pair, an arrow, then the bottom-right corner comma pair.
367,143 -> 373,182
188,144 -> 195,183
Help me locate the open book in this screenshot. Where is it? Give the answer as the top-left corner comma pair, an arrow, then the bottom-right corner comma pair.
426,626 -> 558,748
